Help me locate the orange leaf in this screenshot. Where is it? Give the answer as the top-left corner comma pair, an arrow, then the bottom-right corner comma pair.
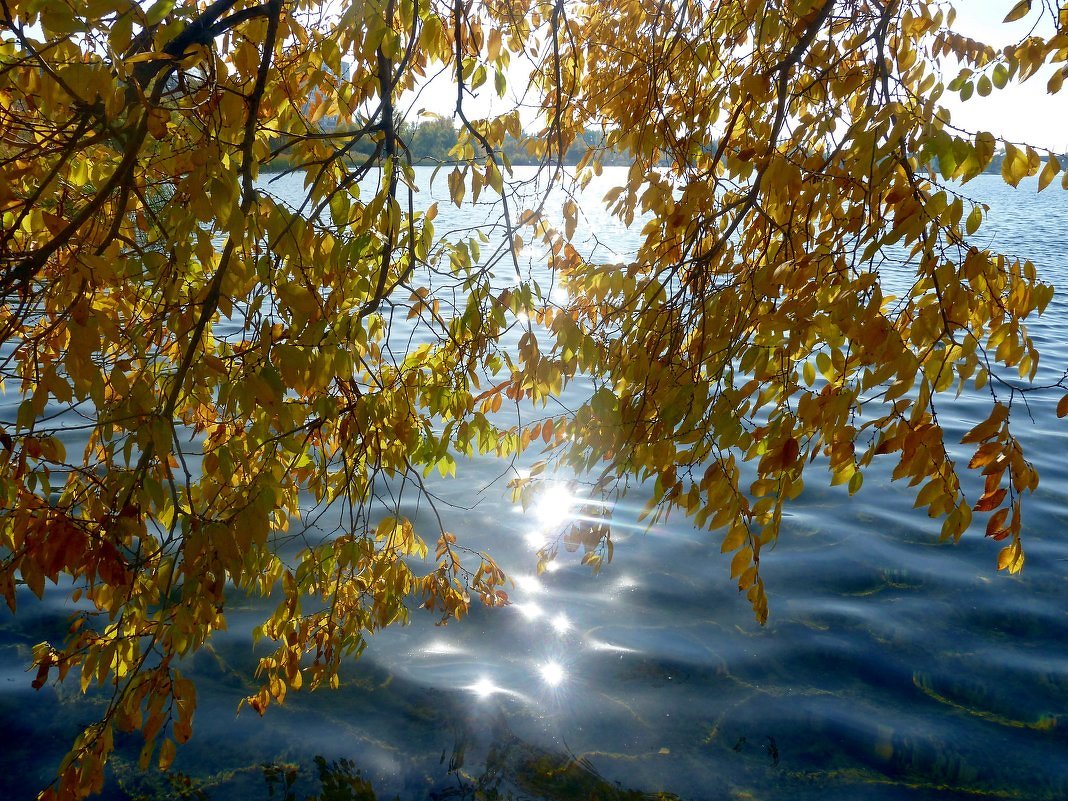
982,465 -> 1005,489
780,436 -> 799,467
961,403 -> 1009,444
985,508 -> 1009,537
1057,393 -> 1068,418
974,488 -> 1007,512
968,442 -> 1002,470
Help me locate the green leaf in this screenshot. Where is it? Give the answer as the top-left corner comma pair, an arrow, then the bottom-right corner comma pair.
145,0 -> 175,26
992,63 -> 1010,89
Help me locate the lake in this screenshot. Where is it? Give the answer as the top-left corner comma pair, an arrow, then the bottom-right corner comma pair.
1,167 -> 1066,801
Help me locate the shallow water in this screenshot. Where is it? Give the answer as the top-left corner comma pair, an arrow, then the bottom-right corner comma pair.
1,170 -> 1067,801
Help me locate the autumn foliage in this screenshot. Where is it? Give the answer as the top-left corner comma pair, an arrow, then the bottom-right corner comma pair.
2,0 -> 1067,797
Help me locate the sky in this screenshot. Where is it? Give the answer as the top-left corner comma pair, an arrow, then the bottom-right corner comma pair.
402,0 -> 1068,152
942,0 -> 1068,151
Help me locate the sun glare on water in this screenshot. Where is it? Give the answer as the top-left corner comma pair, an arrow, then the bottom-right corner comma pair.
533,483 -> 576,529
468,677 -> 501,699
538,661 -> 566,687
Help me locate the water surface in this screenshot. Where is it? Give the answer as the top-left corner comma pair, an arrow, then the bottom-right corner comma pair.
1,170 -> 1066,801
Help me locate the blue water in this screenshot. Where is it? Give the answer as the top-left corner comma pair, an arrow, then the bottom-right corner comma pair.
1,170 -> 1066,801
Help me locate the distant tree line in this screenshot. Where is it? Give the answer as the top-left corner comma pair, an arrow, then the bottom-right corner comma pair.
272,117 -> 1066,178
264,117 -> 637,171
399,116 -> 640,166
399,118 -> 636,166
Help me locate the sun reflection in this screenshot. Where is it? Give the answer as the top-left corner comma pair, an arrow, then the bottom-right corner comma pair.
550,613 -> 572,634
515,601 -> 544,620
420,640 -> 461,656
513,574 -> 543,594
468,677 -> 501,699
533,483 -> 576,529
538,661 -> 566,687
523,529 -> 549,550
615,574 -> 639,589
549,284 -> 570,306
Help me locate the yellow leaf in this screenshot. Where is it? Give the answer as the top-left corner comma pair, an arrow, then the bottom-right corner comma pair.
1038,154 -> 1060,191
914,478 -> 943,509
1003,0 -> 1031,23
158,739 -> 176,772
737,565 -> 759,591
448,168 -> 465,207
997,542 -> 1025,573
563,199 -> 578,241
816,351 -> 834,382
730,546 -> 752,579
961,404 -> 1008,443
720,522 -> 748,553
1048,67 -> 1066,94
997,545 -> 1013,570
1001,143 -> 1028,187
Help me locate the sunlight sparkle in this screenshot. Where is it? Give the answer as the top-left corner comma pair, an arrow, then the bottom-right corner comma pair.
533,483 -> 576,529
515,601 -> 544,621
539,661 -> 566,687
468,677 -> 500,699
550,613 -> 572,634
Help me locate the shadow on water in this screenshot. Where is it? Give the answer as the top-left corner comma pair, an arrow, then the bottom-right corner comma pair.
110,719 -> 681,801
34,628 -> 1065,801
